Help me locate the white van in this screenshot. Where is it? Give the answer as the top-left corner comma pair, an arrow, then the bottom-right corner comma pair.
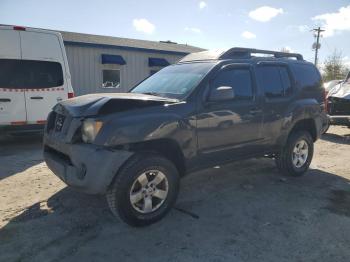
0,25 -> 74,134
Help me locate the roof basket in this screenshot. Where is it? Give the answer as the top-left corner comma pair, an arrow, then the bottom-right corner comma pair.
220,47 -> 303,61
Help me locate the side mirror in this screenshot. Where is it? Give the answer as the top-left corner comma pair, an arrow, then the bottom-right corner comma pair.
209,86 -> 235,102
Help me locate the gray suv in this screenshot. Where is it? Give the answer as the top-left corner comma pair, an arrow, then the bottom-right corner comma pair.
43,48 -> 328,226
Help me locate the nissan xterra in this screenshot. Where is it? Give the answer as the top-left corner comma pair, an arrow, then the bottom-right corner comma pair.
44,48 -> 328,226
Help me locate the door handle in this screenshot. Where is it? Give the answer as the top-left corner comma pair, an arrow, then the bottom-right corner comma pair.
30,96 -> 44,100
0,98 -> 11,102
250,108 -> 262,115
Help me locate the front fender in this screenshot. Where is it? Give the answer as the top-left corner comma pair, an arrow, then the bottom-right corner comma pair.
93,103 -> 197,158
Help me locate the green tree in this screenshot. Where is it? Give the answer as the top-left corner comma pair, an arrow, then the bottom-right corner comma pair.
322,50 -> 349,82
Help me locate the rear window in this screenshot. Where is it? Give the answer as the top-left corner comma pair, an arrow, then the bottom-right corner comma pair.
291,63 -> 321,90
0,59 -> 63,89
256,65 -> 292,98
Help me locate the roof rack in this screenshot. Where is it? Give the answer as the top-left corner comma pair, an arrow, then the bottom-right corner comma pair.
220,47 -> 303,61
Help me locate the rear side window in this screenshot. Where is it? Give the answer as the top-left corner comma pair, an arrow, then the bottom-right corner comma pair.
212,68 -> 253,100
280,67 -> 293,96
291,64 -> 321,89
256,65 -> 292,98
0,59 -> 63,89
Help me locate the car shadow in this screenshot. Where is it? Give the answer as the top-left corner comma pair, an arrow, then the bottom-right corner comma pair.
0,134 -> 43,180
321,131 -> 350,145
1,158 -> 350,262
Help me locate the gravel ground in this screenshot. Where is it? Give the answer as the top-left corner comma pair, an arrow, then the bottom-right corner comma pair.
0,126 -> 349,262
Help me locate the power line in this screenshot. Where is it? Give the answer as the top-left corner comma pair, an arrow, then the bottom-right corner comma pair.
312,27 -> 325,67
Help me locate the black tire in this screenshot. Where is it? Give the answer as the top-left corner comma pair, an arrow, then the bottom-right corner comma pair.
275,130 -> 314,177
106,153 -> 180,227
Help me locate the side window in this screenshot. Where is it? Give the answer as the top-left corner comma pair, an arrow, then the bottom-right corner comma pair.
212,68 -> 253,100
0,59 -> 63,89
280,67 -> 293,96
256,65 -> 292,98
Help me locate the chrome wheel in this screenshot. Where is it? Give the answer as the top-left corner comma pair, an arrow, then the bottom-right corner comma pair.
292,139 -> 309,168
129,170 -> 169,214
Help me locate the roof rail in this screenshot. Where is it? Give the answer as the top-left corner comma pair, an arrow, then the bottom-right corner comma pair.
220,47 -> 304,61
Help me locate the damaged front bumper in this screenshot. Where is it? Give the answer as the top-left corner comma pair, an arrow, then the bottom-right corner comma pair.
44,138 -> 132,194
327,96 -> 350,126
43,110 -> 133,194
329,115 -> 350,126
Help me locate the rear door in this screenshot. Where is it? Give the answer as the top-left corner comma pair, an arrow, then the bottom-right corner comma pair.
0,29 -> 27,125
20,31 -> 67,124
255,63 -> 294,144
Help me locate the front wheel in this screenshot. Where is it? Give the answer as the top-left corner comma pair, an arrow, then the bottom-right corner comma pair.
275,131 -> 314,176
106,154 -> 180,227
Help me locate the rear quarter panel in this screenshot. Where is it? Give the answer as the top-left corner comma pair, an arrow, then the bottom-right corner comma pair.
276,62 -> 326,145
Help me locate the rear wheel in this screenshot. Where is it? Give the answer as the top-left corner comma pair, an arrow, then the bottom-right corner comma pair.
106,154 -> 179,227
275,131 -> 314,176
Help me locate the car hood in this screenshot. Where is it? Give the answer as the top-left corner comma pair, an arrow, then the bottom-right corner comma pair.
53,93 -> 179,117
328,82 -> 350,100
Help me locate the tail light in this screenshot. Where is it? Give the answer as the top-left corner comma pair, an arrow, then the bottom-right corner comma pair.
68,92 -> 75,99
324,89 -> 328,113
13,26 -> 26,31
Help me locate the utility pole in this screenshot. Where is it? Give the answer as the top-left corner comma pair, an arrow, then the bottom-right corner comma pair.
312,27 -> 325,67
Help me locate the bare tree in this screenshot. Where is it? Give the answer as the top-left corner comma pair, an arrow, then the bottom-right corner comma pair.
322,49 -> 349,82
280,47 -> 291,53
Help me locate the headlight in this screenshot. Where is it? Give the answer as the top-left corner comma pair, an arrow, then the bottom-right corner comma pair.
81,119 -> 103,143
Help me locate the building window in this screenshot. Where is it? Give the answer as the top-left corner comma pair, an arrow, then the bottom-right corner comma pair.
102,69 -> 120,88
150,70 -> 158,76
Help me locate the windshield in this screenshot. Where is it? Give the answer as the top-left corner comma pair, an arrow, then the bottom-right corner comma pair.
131,62 -> 216,99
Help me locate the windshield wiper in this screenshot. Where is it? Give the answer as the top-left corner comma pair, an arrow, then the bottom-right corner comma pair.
141,92 -> 179,101
142,92 -> 163,97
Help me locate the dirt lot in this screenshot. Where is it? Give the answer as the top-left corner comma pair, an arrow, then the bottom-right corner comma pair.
0,126 -> 350,262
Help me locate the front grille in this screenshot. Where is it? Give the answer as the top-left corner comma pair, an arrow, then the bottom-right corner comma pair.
328,97 -> 350,115
55,114 -> 65,132
46,112 -> 57,132
46,112 -> 67,133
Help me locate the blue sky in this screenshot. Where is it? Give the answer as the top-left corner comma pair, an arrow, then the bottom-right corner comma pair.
1,0 -> 350,66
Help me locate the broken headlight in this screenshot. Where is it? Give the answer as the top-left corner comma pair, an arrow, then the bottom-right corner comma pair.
81,119 -> 103,143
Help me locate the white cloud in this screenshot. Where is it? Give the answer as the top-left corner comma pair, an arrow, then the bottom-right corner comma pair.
298,25 -> 309,33
199,1 -> 207,9
312,5 -> 350,37
241,31 -> 256,39
249,6 -> 284,22
185,27 -> 202,34
132,18 -> 155,34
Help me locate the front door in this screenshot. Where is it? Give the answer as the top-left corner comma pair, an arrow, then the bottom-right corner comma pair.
196,65 -> 264,165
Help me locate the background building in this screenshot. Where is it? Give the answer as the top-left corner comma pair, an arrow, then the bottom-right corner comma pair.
60,31 -> 203,96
